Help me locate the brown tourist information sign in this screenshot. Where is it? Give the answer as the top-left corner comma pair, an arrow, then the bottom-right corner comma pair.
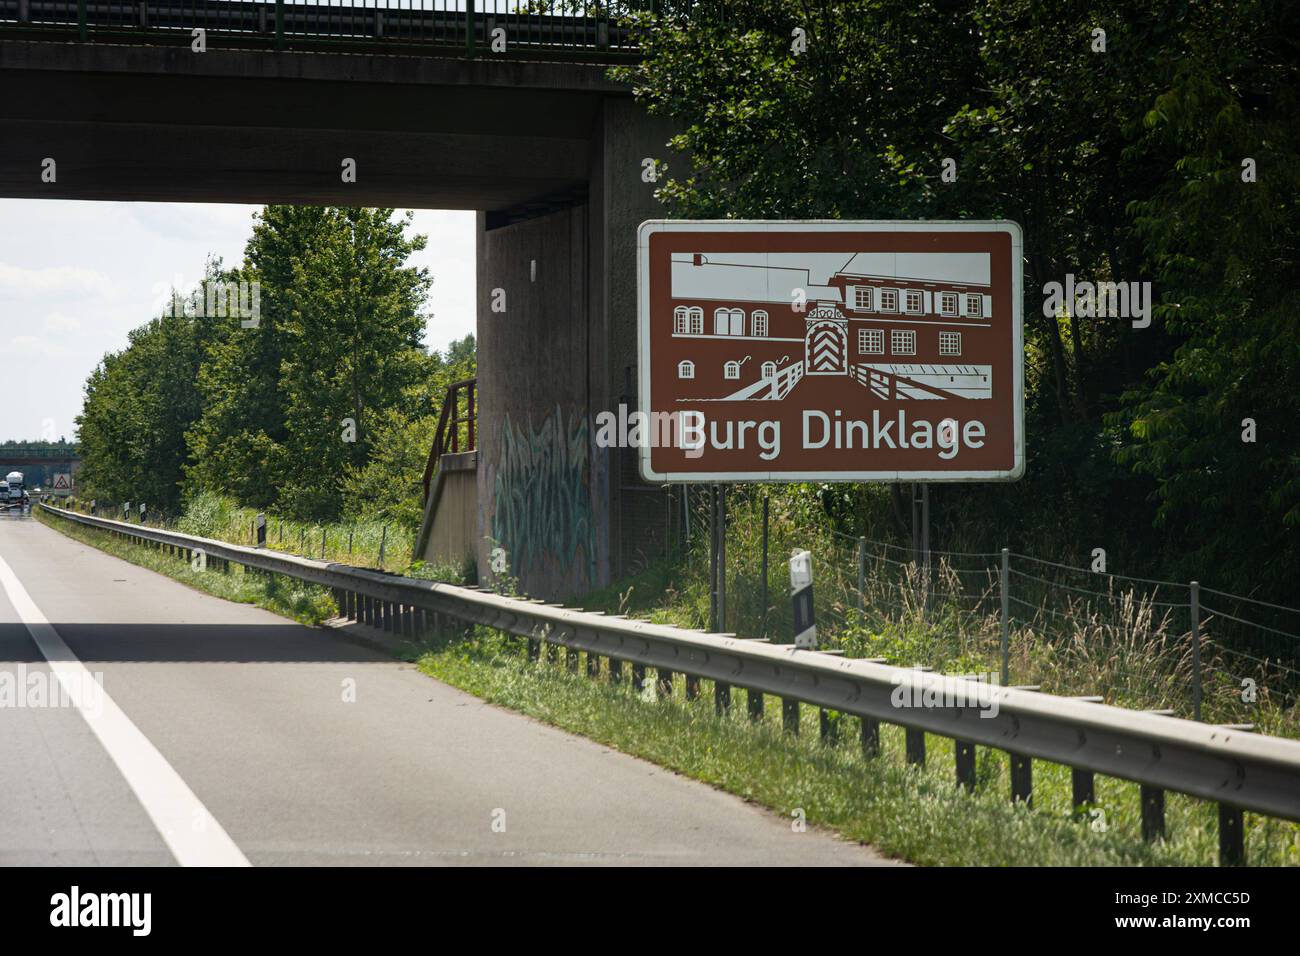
636,220 -> 1025,483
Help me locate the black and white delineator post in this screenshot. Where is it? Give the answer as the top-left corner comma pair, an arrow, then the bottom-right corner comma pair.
123,501 -> 131,521
256,513 -> 267,548
789,549 -> 817,649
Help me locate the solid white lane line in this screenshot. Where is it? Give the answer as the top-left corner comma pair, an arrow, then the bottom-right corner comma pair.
0,554 -> 250,867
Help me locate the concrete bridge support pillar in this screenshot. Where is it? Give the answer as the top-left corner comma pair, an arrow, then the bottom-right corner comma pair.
476,96 -> 677,600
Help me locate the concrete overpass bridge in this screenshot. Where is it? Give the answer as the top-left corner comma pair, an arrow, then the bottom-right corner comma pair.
0,3 -> 680,597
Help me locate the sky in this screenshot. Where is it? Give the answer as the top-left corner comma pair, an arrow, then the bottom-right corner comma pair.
0,200 -> 476,442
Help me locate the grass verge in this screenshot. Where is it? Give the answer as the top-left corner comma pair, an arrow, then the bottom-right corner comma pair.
416,629 -> 1300,866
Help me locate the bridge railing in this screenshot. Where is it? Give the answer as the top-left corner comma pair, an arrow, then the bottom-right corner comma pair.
0,0 -> 660,59
38,500 -> 1300,864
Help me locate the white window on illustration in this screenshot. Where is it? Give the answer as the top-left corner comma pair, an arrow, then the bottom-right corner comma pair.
714,307 -> 744,335
751,310 -> 769,336
724,361 -> 741,380
688,307 -> 704,334
904,290 -> 923,314
858,328 -> 884,354
939,331 -> 961,356
674,306 -> 689,334
964,294 -> 983,318
678,360 -> 695,379
879,289 -> 899,312
853,287 -> 874,311
761,361 -> 777,379
891,329 -> 916,355
939,292 -> 958,316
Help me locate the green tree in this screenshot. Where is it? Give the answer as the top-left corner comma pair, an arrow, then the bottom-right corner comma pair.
75,266 -> 224,511
342,333 -> 477,528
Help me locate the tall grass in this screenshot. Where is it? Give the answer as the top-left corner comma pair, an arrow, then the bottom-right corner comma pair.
65,491 -> 416,573
580,489 -> 1300,739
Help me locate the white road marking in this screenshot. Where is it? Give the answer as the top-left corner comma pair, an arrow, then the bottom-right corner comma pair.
0,554 -> 250,867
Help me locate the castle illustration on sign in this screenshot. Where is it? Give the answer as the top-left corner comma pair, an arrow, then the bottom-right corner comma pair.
667,251 -> 994,402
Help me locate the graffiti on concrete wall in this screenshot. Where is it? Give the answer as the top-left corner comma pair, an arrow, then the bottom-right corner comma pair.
492,406 -> 594,592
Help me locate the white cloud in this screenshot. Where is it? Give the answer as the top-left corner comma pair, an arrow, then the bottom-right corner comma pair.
0,262 -> 119,301
0,334 -> 63,357
43,311 -> 82,333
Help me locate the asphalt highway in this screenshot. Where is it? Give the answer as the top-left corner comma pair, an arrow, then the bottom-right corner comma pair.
0,514 -> 892,866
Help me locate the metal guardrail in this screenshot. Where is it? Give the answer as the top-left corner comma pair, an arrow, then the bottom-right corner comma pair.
0,0 -> 647,60
40,502 -> 1300,863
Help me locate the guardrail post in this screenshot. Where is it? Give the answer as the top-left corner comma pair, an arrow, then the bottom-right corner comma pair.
747,688 -> 763,721
609,656 -> 622,683
1071,768 -> 1094,813
1000,548 -> 1010,685
1010,753 -> 1032,805
632,661 -> 646,693
1140,786 -> 1165,842
905,728 -> 925,765
1191,580 -> 1202,720
955,740 -> 976,790
586,650 -> 600,678
782,698 -> 799,734
657,667 -> 673,698
1218,804 -> 1244,866
861,717 -> 880,757
527,636 -> 540,662
716,680 -> 731,715
566,647 -> 579,672
819,709 -> 839,744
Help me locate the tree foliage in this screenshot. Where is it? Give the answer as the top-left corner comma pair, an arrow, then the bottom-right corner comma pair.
615,0 -> 1300,596
77,208 -> 465,525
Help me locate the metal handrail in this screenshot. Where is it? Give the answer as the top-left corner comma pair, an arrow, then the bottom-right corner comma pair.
422,377 -> 475,503
39,502 -> 1300,861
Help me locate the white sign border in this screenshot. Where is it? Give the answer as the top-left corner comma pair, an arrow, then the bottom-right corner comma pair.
636,219 -> 1025,484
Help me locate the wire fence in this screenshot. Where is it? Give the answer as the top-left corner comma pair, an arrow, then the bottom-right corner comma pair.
673,486 -> 1300,738
54,497 -> 412,573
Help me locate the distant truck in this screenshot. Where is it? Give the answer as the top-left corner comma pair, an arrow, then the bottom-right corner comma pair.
3,471 -> 29,511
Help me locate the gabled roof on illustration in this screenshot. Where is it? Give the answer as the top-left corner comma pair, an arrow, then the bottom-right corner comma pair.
671,251 -> 993,301
671,255 -> 812,304
837,252 -> 991,286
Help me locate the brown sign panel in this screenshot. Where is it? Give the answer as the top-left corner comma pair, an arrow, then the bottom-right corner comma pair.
636,221 -> 1024,483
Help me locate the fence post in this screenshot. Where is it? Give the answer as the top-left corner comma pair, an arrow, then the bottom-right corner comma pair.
275,0 -> 283,49
857,536 -> 866,614
1191,580 -> 1202,721
1000,548 -> 1010,685
466,0 -> 476,58
78,0 -> 87,40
